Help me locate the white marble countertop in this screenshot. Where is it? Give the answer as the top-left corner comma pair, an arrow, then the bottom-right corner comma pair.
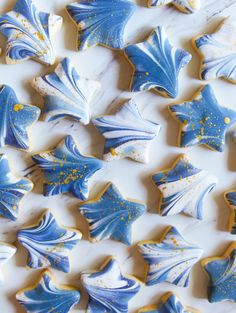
1,0 -> 236,312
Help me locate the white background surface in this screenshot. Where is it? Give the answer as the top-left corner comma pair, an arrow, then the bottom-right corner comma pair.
0,0 -> 236,312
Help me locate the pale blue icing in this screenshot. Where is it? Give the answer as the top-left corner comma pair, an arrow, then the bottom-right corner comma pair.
0,85 -> 40,150
138,226 -> 203,287
0,242 -> 16,285
0,154 -> 33,221
17,210 -> 82,273
149,0 -> 201,13
81,257 -> 141,313
32,57 -> 100,124
0,0 -> 62,65
124,27 -> 191,98
225,191 -> 236,234
32,135 -> 103,200
80,183 -> 145,245
66,0 -> 136,50
16,270 -> 81,313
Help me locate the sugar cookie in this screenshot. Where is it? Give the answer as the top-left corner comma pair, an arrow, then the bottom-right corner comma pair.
148,0 -> 201,13
225,190 -> 236,234
0,242 -> 16,285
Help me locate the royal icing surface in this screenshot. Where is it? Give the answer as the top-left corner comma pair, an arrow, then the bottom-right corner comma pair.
0,242 -> 16,285
148,0 -> 201,13
225,191 -> 236,234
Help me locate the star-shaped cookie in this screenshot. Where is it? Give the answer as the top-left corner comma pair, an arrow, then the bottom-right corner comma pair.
148,0 -> 201,13
202,242 -> 236,303
66,0 -> 136,50
17,210 -> 82,273
92,99 -> 161,163
152,154 -> 218,219
80,183 -> 145,245
124,27 -> 191,98
81,257 -> 141,313
0,0 -> 62,65
225,190 -> 236,234
32,135 -> 103,200
0,242 -> 16,285
169,85 -> 236,151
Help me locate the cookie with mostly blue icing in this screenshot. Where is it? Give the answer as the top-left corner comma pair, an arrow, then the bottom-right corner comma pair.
225,190 -> 236,234
148,0 -> 201,13
0,242 -> 16,285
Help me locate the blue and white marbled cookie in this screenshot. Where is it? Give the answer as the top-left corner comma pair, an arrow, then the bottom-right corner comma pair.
124,27 -> 192,98
31,57 -> 101,124
17,210 -> 82,273
16,270 -> 81,313
92,99 -> 161,163
0,242 -> 16,285
225,190 -> 236,235
152,154 -> 218,219
66,0 -> 136,50
0,0 -> 62,65
32,135 -> 103,200
148,0 -> 201,13
81,257 -> 141,313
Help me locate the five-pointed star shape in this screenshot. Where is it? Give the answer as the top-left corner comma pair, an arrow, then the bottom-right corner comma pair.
148,0 -> 201,14
80,183 -> 146,245
16,270 -> 81,313
81,257 -> 141,313
0,242 -> 16,285
32,135 -> 103,200
66,0 -> 136,50
202,242 -> 236,303
169,84 -> 236,152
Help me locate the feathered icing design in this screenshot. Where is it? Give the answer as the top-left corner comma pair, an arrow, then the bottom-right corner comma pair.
80,183 -> 145,245
225,191 -> 236,234
66,0 -> 136,50
0,85 -> 40,150
92,99 -> 161,163
148,0 -> 201,13
0,0 -> 62,65
17,210 -> 82,273
0,154 -> 33,221
124,27 -> 191,98
16,270 -> 81,313
0,242 -> 16,285
81,257 -> 141,313
31,57 -> 101,124
152,154 -> 218,219
138,226 -> 203,287
169,85 -> 236,152
193,17 -> 236,83
32,135 -> 103,200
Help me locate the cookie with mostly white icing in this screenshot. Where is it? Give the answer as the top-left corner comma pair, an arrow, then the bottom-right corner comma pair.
148,0 -> 201,13
224,190 -> 236,234
0,242 -> 16,285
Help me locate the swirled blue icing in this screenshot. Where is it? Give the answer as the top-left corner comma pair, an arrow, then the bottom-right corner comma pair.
80,183 -> 145,245
31,57 -> 101,124
152,154 -> 218,219
0,154 -> 33,221
225,191 -> 236,234
92,99 -> 161,163
0,242 -> 16,285
124,27 -> 191,98
66,0 -> 136,50
0,0 -> 62,65
81,257 -> 141,313
138,226 -> 203,287
0,85 -> 40,150
17,210 -> 82,273
169,84 -> 236,152
32,135 -> 103,200
148,0 -> 201,13
16,270 -> 81,313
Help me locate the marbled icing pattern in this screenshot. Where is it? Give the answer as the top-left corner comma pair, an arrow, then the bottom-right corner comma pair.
0,154 -> 33,221
17,210 -> 82,273
0,242 -> 16,285
81,257 -> 141,313
32,135 -> 103,200
0,0 -> 62,65
148,0 -> 201,13
152,154 -> 218,219
225,191 -> 236,234
124,27 -> 191,98
32,57 -> 101,124
169,85 -> 236,152
66,0 -> 136,50
80,183 -> 146,245
193,17 -> 236,83
202,242 -> 236,303
0,85 -> 40,150
16,270 -> 81,313
92,99 -> 161,163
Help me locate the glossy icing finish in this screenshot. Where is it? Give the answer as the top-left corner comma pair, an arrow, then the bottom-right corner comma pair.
225,191 -> 236,234
0,242 -> 16,285
66,0 -> 136,50
148,0 -> 201,13
124,27 -> 191,98
31,57 -> 101,124
92,99 -> 161,163
81,257 -> 141,313
0,0 -> 62,65
152,154 -> 218,219
32,135 -> 103,200
80,183 -> 146,245
17,210 -> 82,273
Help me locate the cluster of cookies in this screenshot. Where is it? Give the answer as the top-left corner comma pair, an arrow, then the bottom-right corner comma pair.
0,0 -> 236,312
